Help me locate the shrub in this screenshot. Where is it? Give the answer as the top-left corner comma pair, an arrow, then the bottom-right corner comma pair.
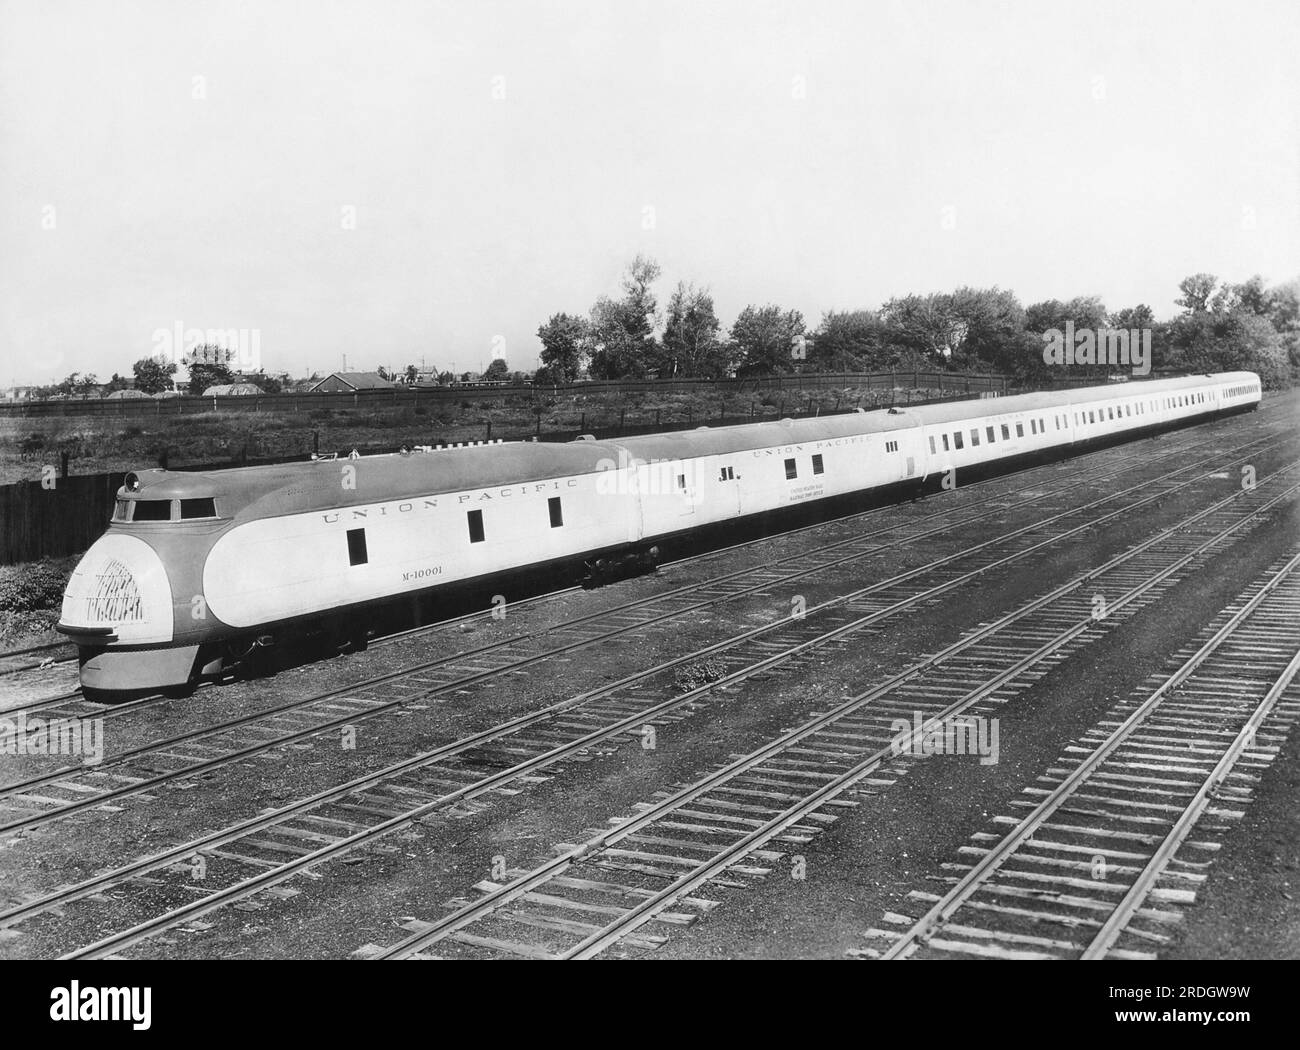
19,432 -> 46,454
0,560 -> 69,612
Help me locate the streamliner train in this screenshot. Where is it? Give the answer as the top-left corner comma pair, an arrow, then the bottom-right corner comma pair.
57,372 -> 1262,694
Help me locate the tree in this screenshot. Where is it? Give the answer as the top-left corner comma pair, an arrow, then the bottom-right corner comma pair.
185,344 -> 236,394
731,304 -> 806,376
1213,275 -> 1270,317
537,313 -> 589,383
133,355 -> 177,394
942,286 -> 1033,375
1107,304 -> 1156,332
54,372 -> 101,398
1175,273 -> 1217,313
102,373 -> 131,394
1266,278 -> 1300,376
879,287 -> 1030,377
483,357 -> 510,381
810,310 -> 889,371
1022,295 -> 1109,380
879,294 -> 965,364
660,282 -> 730,377
1165,273 -> 1291,385
587,255 -> 662,379
404,364 -> 419,384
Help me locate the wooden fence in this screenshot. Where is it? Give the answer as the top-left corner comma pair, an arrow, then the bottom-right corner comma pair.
0,470 -> 127,565
0,370 -> 1007,419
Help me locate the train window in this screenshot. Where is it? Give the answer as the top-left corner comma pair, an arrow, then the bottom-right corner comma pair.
1039,418 -> 1046,431
785,458 -> 797,480
928,436 -> 936,455
970,429 -> 980,446
112,499 -> 129,522
347,528 -> 368,566
953,431 -> 964,450
812,454 -> 824,474
1088,410 -> 1095,423
719,465 -> 735,481
885,440 -> 899,453
548,497 -> 564,528
986,426 -> 995,442
677,474 -> 686,489
1001,424 -> 1010,440
941,433 -> 950,451
131,499 -> 172,521
467,509 -> 485,543
1015,423 -> 1024,437
181,498 -> 217,519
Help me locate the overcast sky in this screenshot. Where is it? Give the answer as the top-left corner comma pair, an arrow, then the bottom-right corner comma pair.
1,0 -> 1296,385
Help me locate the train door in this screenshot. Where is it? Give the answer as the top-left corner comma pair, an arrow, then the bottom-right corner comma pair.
673,458 -> 697,519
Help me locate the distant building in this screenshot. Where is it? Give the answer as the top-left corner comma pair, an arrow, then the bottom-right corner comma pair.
103,388 -> 152,399
202,382 -> 264,396
310,371 -> 395,393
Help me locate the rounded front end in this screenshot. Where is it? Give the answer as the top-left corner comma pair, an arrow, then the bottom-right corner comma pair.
57,533 -> 195,694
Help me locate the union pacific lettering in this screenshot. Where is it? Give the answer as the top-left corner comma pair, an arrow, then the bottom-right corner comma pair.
319,478 -> 580,524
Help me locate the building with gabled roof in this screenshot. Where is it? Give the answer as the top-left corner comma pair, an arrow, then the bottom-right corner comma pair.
310,371 -> 395,393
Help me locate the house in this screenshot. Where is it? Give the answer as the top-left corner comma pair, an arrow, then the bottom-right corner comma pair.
309,371 -> 395,393
202,382 -> 264,396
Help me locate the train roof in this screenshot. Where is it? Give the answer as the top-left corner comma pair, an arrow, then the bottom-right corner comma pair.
114,372 -> 1257,521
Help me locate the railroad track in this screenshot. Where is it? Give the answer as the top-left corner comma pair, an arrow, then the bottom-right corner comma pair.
7,441 -> 1295,959
361,473 -> 1300,960
0,639 -> 75,676
0,425 -> 1285,843
853,553 -> 1300,960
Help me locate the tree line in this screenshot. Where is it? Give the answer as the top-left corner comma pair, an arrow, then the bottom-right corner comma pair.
536,257 -> 1299,389
27,265 -> 1298,399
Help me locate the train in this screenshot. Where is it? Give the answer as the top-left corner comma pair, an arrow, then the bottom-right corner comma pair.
57,371 -> 1262,696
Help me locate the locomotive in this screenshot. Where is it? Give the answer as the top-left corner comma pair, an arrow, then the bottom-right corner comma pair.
57,372 -> 1262,695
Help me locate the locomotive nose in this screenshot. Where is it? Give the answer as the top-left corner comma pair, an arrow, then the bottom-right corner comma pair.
57,533 -> 175,646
